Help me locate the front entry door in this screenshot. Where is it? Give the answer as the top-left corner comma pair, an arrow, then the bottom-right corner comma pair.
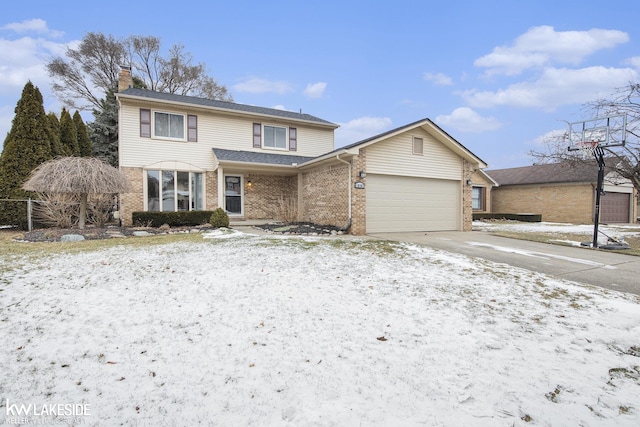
224,175 -> 242,215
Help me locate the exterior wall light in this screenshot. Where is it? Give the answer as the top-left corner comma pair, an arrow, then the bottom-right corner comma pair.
358,171 -> 365,178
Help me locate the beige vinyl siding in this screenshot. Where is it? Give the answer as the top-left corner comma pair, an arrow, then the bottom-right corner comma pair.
366,129 -> 462,180
119,101 -> 333,169
366,174 -> 460,232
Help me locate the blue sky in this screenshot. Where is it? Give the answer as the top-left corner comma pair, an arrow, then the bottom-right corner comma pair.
1,0 -> 638,169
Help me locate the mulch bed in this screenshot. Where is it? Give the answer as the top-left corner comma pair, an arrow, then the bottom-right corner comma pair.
255,222 -> 345,235
15,222 -> 345,242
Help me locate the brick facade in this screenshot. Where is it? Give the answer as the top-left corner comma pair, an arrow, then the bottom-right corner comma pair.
300,162 -> 350,229
205,171 -> 218,211
351,149 -> 367,235
492,183 -> 595,224
462,160 -> 473,231
243,174 -> 297,221
119,167 -> 144,226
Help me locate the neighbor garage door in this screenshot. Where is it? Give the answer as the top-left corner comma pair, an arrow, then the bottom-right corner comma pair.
366,174 -> 460,232
600,192 -> 630,223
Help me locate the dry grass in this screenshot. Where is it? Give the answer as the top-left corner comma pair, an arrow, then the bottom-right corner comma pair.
0,228 -> 203,262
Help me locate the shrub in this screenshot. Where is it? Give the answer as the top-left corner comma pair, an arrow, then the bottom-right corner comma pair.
132,210 -> 215,227
209,208 -> 230,228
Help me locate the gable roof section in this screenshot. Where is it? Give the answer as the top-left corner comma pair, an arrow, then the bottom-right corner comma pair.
213,148 -> 315,166
335,118 -> 488,168
117,88 -> 338,128
486,162 -> 604,186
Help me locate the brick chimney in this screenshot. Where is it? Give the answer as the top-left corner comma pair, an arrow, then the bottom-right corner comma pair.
118,66 -> 132,92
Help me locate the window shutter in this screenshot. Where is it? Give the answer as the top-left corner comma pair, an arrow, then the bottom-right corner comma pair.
188,115 -> 197,142
289,127 -> 297,151
481,187 -> 487,211
253,123 -> 261,148
140,109 -> 151,138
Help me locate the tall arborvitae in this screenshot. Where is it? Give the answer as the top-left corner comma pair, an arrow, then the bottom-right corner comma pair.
0,81 -> 53,227
59,107 -> 79,156
47,112 -> 65,157
73,111 -> 92,157
89,88 -> 119,167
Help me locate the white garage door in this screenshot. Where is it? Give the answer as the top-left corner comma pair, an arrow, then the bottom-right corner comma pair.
366,174 -> 460,232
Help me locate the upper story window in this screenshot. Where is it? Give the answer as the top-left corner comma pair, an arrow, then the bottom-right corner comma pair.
253,123 -> 297,151
412,137 -> 424,155
140,109 -> 197,142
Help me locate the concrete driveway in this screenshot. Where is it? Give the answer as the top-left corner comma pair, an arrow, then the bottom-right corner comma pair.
368,231 -> 640,296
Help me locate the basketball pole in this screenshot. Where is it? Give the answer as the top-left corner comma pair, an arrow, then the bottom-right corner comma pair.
591,146 -> 606,248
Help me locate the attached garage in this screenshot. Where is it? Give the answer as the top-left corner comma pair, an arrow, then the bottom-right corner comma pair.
600,192 -> 631,223
366,174 -> 460,232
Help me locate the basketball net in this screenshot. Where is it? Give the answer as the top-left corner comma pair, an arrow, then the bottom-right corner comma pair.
574,141 -> 599,160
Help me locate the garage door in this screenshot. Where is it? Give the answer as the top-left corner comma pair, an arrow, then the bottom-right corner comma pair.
600,192 -> 630,223
366,174 -> 460,232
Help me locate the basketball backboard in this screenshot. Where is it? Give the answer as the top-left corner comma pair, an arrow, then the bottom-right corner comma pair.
567,113 -> 627,151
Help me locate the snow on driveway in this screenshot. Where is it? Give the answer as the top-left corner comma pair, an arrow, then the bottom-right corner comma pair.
1,232 -> 639,426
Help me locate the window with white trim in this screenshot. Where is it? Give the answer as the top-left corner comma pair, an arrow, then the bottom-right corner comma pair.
140,110 -> 198,142
146,170 -> 203,212
472,186 -> 485,210
253,123 -> 296,151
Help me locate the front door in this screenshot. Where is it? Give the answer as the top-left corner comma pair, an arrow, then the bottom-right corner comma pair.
224,175 -> 242,215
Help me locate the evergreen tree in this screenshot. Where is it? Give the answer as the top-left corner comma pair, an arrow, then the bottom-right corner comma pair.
47,112 -> 65,157
0,82 -> 53,227
88,88 -> 119,167
73,111 -> 92,157
59,107 -> 79,156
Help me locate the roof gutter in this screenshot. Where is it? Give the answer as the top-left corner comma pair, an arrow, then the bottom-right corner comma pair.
336,153 -> 352,233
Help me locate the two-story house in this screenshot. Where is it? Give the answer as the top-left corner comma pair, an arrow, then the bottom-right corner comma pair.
116,68 -> 488,234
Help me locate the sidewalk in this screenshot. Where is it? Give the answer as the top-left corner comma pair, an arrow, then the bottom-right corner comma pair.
368,231 -> 640,296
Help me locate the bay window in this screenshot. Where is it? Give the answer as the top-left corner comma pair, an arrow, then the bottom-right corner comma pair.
147,170 -> 204,212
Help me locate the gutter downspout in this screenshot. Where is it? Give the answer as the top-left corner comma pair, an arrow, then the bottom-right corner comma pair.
336,153 -> 352,232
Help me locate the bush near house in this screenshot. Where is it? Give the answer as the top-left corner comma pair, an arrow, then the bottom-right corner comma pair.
473,213 -> 542,222
132,211 -> 215,227
209,208 -> 230,228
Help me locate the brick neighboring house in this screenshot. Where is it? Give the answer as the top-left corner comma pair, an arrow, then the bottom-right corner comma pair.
115,69 -> 488,234
486,162 -> 638,224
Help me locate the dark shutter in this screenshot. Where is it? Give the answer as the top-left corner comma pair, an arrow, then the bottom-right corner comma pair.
253,123 -> 261,148
289,127 -> 297,151
188,115 -> 197,142
140,109 -> 151,138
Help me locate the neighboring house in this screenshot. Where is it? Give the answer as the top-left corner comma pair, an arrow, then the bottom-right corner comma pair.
486,162 -> 638,224
115,69 -> 487,234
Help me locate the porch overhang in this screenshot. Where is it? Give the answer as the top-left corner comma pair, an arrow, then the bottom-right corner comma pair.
212,148 -> 315,175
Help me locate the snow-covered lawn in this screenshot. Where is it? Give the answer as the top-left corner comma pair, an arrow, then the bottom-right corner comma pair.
1,231 -> 639,426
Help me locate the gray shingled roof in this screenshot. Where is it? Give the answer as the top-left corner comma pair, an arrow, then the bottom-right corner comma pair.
485,161 -> 609,185
118,88 -> 337,127
213,149 -> 315,166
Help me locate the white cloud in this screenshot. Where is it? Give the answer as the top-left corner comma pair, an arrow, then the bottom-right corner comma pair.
1,18 -> 64,38
475,26 -> 629,76
435,107 -> 502,133
423,72 -> 453,86
303,82 -> 327,98
335,116 -> 393,147
232,77 -> 293,94
462,66 -> 638,111
627,56 -> 640,69
272,104 -> 287,111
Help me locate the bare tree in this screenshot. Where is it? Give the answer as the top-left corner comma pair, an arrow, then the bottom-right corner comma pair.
47,32 -> 233,111
47,32 -> 127,110
23,157 -> 131,229
530,82 -> 640,192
